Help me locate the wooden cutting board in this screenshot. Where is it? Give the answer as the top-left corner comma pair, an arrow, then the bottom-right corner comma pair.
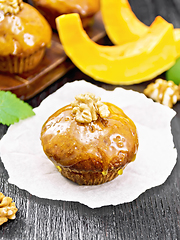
0,12 -> 105,100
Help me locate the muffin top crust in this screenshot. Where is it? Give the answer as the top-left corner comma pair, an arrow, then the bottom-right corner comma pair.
41,101 -> 139,175
0,2 -> 51,56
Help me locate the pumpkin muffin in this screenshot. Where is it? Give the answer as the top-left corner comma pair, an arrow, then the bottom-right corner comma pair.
0,0 -> 52,74
31,0 -> 100,30
41,93 -> 139,185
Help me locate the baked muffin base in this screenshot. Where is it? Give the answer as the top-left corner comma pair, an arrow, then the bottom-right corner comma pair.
58,166 -> 123,185
0,47 -> 45,74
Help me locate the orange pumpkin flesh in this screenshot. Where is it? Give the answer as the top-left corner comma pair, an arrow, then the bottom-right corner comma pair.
56,13 -> 176,85
100,0 -> 149,45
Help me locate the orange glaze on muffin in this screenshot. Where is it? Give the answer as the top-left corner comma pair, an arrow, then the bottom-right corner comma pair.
0,2 -> 52,73
0,3 -> 51,57
41,102 -> 139,185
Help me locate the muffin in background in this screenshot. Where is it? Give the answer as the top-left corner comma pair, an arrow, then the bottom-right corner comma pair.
31,0 -> 100,30
41,93 -> 139,185
0,0 -> 52,74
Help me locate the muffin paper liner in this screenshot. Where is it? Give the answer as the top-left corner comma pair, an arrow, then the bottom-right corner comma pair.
0,80 -> 177,208
0,47 -> 45,74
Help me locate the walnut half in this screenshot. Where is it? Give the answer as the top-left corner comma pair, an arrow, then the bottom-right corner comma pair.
71,92 -> 110,123
0,192 -> 18,226
144,79 -> 180,108
0,0 -> 23,15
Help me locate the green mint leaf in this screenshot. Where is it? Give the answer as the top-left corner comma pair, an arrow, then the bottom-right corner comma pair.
0,91 -> 35,126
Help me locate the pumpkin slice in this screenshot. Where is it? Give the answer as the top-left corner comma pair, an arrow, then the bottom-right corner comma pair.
56,13 -> 176,85
100,0 -> 148,45
101,0 -> 180,57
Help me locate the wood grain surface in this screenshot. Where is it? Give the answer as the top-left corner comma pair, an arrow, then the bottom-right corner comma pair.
0,0 -> 180,239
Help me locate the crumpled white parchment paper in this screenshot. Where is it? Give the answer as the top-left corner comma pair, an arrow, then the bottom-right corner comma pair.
0,80 -> 177,208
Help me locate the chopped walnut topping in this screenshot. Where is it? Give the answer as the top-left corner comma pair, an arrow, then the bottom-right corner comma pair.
0,0 -> 23,15
71,92 -> 110,123
0,192 -> 18,225
144,79 -> 180,108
